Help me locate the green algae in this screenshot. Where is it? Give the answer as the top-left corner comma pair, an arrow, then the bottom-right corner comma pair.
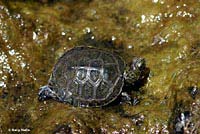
0,0 -> 200,133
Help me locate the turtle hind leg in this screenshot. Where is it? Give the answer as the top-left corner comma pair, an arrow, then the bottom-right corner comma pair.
38,85 -> 57,101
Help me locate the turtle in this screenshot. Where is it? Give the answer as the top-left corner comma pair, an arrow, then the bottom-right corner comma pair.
38,46 -> 146,107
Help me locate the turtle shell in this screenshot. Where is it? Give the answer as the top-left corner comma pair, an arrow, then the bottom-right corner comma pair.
48,47 -> 125,107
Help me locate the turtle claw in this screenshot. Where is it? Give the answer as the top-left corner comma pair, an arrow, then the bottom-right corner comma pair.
120,92 -> 140,106
38,85 -> 55,101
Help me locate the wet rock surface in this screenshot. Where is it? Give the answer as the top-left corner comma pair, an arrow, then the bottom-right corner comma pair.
0,0 -> 200,133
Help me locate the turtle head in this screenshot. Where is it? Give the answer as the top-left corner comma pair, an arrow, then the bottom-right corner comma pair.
124,57 -> 146,84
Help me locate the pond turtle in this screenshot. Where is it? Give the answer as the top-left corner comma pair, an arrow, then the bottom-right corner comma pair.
38,46 -> 146,107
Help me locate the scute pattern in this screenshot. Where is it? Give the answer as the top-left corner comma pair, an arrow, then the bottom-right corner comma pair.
48,47 -> 125,107
96,81 -> 110,99
82,82 -> 93,99
90,69 -> 101,82
68,80 -> 78,96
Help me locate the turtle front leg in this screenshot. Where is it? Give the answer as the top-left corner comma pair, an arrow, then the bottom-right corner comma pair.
120,92 -> 140,106
38,85 -> 57,101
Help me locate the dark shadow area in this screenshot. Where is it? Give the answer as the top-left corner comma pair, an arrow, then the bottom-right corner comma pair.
108,67 -> 150,107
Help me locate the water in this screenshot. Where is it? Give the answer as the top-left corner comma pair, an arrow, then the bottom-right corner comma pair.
0,0 -> 200,133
